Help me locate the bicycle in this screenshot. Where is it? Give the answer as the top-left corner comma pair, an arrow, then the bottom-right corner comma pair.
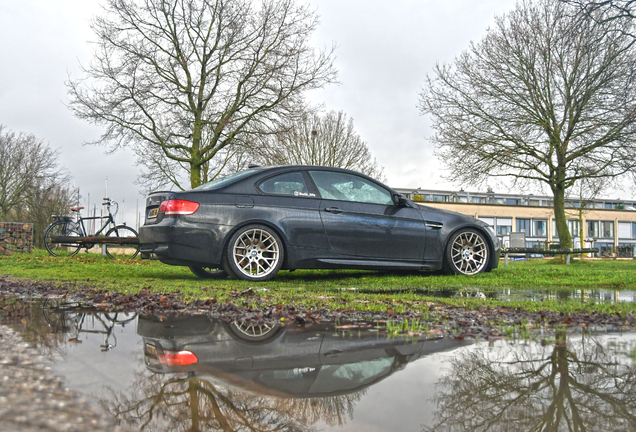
44,198 -> 140,258
43,298 -> 137,351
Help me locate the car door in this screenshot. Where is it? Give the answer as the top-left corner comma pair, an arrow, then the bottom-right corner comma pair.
251,170 -> 329,250
308,170 -> 426,260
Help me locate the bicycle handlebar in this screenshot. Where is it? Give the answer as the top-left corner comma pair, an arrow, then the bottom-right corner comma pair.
101,198 -> 118,218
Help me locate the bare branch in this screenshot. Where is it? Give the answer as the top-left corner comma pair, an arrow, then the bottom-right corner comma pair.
67,0 -> 337,190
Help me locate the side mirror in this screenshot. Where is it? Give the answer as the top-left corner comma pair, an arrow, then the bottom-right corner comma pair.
393,194 -> 408,207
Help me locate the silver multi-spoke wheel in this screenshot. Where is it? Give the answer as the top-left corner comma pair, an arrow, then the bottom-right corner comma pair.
228,320 -> 281,343
234,321 -> 276,338
231,227 -> 281,279
448,230 -> 489,275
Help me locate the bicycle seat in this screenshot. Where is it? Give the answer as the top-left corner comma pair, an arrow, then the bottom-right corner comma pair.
70,206 -> 84,211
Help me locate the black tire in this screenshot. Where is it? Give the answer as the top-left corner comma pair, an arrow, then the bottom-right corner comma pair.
105,225 -> 140,259
226,321 -> 282,344
44,220 -> 82,257
223,224 -> 284,282
442,228 -> 490,275
189,266 -> 228,279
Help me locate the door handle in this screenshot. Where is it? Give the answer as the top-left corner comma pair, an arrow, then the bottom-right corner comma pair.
323,349 -> 343,357
324,207 -> 343,214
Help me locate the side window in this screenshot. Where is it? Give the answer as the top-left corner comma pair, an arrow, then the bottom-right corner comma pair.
309,171 -> 394,205
258,172 -> 312,197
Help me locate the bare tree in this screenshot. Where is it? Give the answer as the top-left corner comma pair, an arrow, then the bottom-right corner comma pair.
0,125 -> 70,219
564,1 -> 636,24
419,0 -> 636,249
425,331 -> 636,431
103,371 -> 363,431
253,110 -> 386,181
14,185 -> 78,248
68,0 -> 337,191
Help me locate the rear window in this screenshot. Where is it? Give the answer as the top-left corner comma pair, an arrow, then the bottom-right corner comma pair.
258,172 -> 313,197
192,168 -> 259,191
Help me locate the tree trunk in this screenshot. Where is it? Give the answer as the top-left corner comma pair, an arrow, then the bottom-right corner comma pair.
553,185 -> 573,249
189,379 -> 201,432
190,119 -> 203,189
190,161 -> 202,189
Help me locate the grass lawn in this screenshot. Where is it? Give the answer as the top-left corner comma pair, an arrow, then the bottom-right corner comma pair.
2,249 -> 636,315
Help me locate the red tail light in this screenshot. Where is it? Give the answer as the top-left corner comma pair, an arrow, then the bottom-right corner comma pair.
159,199 -> 199,215
158,350 -> 198,366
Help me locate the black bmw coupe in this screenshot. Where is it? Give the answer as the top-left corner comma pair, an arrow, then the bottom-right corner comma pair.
139,165 -> 500,281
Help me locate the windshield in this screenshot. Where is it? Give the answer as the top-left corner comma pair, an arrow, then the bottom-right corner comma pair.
192,168 -> 259,191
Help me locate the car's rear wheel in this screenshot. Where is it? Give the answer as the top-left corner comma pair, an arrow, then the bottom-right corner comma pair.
443,228 -> 490,275
226,320 -> 281,344
223,225 -> 284,281
189,266 -> 228,279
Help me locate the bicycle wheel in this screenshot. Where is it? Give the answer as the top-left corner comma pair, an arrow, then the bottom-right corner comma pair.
43,298 -> 85,332
105,225 -> 140,258
104,312 -> 137,324
44,221 -> 82,257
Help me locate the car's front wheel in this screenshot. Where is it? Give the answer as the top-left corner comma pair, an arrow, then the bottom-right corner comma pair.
223,225 -> 284,281
443,228 -> 490,275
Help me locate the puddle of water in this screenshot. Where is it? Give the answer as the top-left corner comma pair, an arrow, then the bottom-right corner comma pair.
395,287 -> 636,303
3,296 -> 636,432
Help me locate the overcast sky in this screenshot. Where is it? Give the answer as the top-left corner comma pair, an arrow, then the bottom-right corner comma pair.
1,0 -> 633,226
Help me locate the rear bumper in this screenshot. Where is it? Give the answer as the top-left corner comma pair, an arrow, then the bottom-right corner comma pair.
139,219 -> 230,267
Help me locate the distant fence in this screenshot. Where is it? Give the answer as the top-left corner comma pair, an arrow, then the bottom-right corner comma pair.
0,222 -> 33,255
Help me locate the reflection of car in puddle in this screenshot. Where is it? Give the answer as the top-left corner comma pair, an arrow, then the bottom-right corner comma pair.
138,315 -> 469,397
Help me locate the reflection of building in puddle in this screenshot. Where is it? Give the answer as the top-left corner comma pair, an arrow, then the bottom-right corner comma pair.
425,331 -> 636,432
438,287 -> 636,304
100,315 -> 470,431
496,288 -> 636,304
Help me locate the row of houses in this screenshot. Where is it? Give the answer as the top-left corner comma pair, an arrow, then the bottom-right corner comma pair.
394,188 -> 636,257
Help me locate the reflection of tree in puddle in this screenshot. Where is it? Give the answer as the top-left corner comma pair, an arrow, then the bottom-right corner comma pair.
103,371 -> 363,431
425,331 -> 636,431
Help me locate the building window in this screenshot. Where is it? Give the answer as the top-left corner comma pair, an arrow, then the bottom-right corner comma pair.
554,220 -> 580,238
472,196 -> 486,204
458,196 -> 468,203
618,222 -> 632,239
433,195 -> 448,202
529,199 -> 540,206
534,220 -> 547,237
517,218 -> 531,235
506,198 -> 520,205
568,220 -> 579,237
587,220 -> 599,238
496,218 -> 512,235
601,221 -> 614,238
597,243 -> 614,257
633,222 -> 636,238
